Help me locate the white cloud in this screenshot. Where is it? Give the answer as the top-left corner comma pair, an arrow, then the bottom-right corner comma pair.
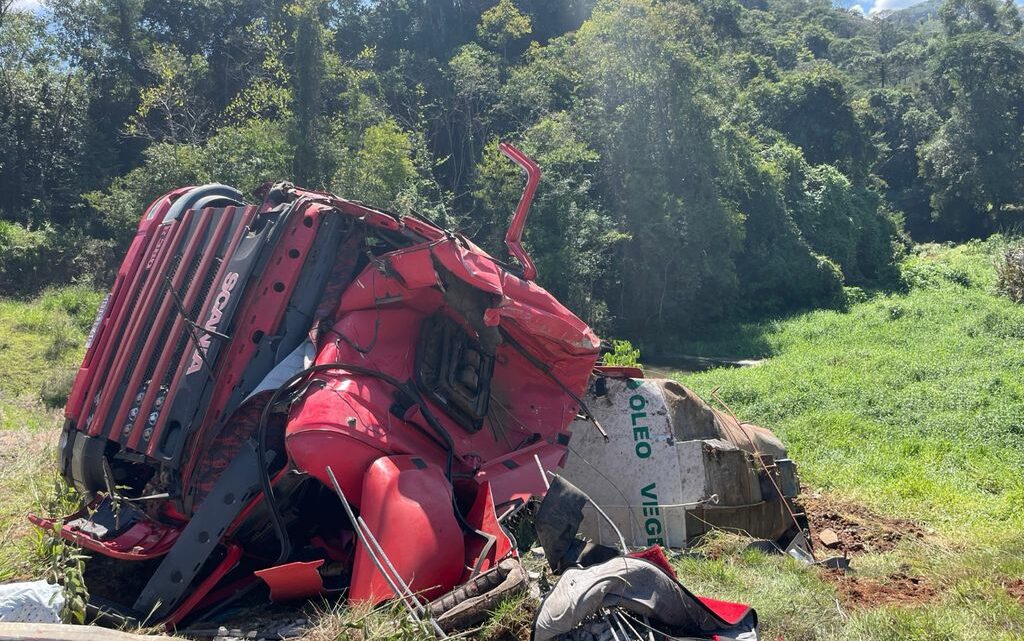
869,0 -> 920,15
850,3 -> 866,15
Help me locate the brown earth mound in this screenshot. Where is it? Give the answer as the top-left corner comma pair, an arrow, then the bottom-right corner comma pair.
802,492 -> 928,556
826,570 -> 938,609
1005,579 -> 1024,605
801,492 -> 937,609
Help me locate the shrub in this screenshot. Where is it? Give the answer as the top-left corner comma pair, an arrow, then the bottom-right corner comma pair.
601,339 -> 642,368
843,286 -> 868,305
996,243 -> 1024,303
0,223 -> 115,297
43,317 -> 80,360
39,369 -> 77,410
0,221 -> 57,296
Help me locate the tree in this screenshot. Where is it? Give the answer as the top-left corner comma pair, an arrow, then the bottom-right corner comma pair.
860,88 -> 939,238
477,0 -> 532,59
127,45 -> 211,145
940,0 -> 1022,36
473,117 -> 625,328
0,8 -> 90,226
569,0 -> 743,339
745,64 -> 872,180
291,0 -> 326,186
920,31 -> 1024,238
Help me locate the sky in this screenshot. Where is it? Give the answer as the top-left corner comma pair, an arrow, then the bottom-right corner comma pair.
840,0 -> 922,14
840,0 -> 1024,15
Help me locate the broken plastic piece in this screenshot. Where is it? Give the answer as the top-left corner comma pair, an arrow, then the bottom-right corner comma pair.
254,560 -> 326,603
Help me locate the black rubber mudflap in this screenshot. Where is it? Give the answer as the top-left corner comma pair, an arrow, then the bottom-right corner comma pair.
133,440 -> 262,621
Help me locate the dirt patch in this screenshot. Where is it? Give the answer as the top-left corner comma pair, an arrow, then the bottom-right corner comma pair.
1005,579 -> 1024,605
827,570 -> 938,609
802,492 -> 928,556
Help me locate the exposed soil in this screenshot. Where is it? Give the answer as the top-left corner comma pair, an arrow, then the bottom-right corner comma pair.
1005,579 -> 1024,605
802,492 -> 928,557
800,492 -> 938,610
826,570 -> 938,609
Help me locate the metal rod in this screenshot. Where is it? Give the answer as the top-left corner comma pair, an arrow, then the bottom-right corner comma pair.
533,454 -> 550,491
549,472 -> 628,553
325,466 -> 445,638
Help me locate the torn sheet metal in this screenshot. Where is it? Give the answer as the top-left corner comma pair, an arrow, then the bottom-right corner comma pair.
36,145 -> 604,627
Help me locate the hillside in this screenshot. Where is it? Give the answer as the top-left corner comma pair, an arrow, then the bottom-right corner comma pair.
1,240 -> 1022,638
4,0 -> 1024,348
677,238 -> 1024,639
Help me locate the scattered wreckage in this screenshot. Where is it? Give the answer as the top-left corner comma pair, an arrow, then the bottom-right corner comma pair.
32,144 -> 806,639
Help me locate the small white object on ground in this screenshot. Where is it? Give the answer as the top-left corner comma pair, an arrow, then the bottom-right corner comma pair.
0,581 -> 64,624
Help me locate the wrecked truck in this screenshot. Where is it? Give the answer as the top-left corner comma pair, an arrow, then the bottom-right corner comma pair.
34,144 -> 795,637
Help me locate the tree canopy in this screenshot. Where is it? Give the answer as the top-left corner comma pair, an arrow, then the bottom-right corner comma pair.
2,0 -> 1023,349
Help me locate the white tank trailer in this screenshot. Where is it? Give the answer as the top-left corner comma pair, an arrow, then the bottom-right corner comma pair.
561,377 -> 802,549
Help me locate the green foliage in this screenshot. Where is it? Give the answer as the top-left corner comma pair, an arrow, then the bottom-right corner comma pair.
3,0 -> 1024,345
940,0 -> 1023,36
39,369 -> 77,410
87,119 -> 294,245
478,0 -> 533,55
33,478 -> 88,624
473,117 -> 624,328
681,239 -> 1024,532
745,63 -> 872,177
0,10 -> 91,227
672,240 -> 1024,640
920,30 -> 1024,239
601,339 -> 642,367
333,119 -> 417,208
290,0 -> 327,186
0,222 -> 112,297
127,44 -> 211,144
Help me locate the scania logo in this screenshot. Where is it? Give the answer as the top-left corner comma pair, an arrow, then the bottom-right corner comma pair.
186,271 -> 239,375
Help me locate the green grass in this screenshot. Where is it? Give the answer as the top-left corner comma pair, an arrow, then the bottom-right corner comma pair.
0,285 -> 104,430
671,238 -> 1024,640
0,285 -> 102,583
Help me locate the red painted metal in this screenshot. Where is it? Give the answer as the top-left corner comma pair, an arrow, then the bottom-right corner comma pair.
164,543 -> 244,626
29,503 -> 180,561
461,481 -> 514,577
121,209 -> 216,451
499,142 -> 540,282
178,201 -> 326,485
66,188 -> 190,423
255,560 -> 326,602
41,150 -> 752,627
89,214 -> 192,440
133,206 -> 237,453
147,205 -> 259,457
348,456 -> 464,605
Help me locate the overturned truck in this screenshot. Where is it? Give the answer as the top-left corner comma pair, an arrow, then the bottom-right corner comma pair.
38,145 -> 799,637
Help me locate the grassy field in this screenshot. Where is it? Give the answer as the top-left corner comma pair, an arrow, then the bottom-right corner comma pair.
0,286 -> 105,583
675,238 -> 1024,640
0,242 -> 1022,639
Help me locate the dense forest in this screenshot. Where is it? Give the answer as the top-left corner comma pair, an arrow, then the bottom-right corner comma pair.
1,0 -> 1023,349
